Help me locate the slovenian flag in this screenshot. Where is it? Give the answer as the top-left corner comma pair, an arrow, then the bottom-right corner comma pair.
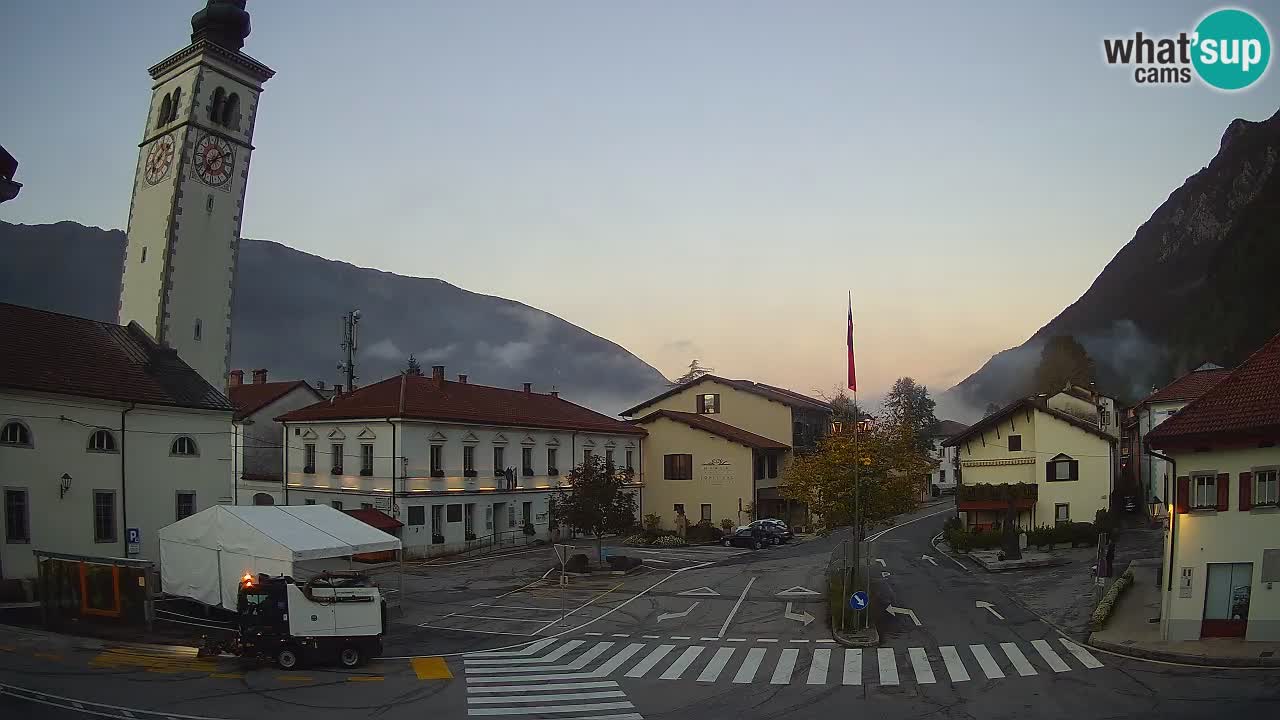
847,292 -> 856,392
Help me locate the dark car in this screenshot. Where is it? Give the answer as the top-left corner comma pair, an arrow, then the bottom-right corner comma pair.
750,519 -> 792,544
723,527 -> 766,550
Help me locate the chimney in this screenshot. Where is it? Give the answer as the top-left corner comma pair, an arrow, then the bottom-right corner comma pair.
334,384 -> 343,393
228,369 -> 244,387
523,382 -> 532,394
252,368 -> 268,384
432,365 -> 445,387
316,380 -> 326,390
458,374 -> 468,384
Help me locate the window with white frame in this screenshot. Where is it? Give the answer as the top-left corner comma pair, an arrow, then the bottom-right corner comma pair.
304,443 -> 316,472
330,443 -> 344,474
625,450 -> 633,471
1,421 -> 32,447
493,446 -> 505,475
1192,474 -> 1217,509
430,444 -> 443,474
463,445 -> 475,473
1255,469 -> 1279,506
360,444 -> 374,475
171,435 -> 198,456
176,492 -> 196,521
87,429 -> 117,452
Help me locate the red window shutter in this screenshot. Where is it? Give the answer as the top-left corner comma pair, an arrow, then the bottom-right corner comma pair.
1240,472 -> 1253,511
1175,476 -> 1190,514
1216,473 -> 1230,511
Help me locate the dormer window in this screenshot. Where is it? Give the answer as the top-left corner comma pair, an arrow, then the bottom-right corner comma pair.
696,393 -> 720,414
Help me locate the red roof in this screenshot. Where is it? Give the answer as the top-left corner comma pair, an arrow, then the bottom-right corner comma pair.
0,302 -> 232,412
1147,333 -> 1280,448
1138,367 -> 1232,406
344,508 -> 403,530
277,373 -> 645,436
631,409 -> 789,450
620,375 -> 831,416
943,397 -> 1116,447
229,380 -> 317,420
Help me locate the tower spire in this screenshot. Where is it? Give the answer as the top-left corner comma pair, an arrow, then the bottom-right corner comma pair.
190,0 -> 252,52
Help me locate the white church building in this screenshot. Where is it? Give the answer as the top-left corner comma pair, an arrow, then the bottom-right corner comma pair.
1,1 -> 273,580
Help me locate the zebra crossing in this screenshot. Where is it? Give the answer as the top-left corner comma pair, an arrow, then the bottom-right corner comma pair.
461,635 -> 1105,715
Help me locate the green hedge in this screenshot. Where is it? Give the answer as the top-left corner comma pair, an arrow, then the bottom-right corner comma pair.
946,521 -> 1098,552
1090,566 -> 1135,631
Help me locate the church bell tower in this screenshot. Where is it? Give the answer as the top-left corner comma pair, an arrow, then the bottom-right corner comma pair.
118,0 -> 273,393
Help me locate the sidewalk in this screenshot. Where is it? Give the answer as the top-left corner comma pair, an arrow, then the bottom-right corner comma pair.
1088,563 -> 1280,667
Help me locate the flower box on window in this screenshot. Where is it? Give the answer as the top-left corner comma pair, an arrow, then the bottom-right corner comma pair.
359,468 -> 373,477
523,468 -> 535,477
330,466 -> 343,476
548,468 -> 559,476
303,465 -> 315,474
432,533 -> 444,544
464,470 -> 478,478
494,469 -> 505,477
430,469 -> 445,478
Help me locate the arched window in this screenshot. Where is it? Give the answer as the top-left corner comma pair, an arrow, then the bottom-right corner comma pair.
253,493 -> 275,506
168,87 -> 182,123
171,435 -> 199,457
157,93 -> 172,129
210,87 -> 226,123
221,92 -> 239,128
88,429 -> 118,453
1,421 -> 32,447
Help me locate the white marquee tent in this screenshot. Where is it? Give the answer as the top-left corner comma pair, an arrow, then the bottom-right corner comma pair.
159,505 -> 402,609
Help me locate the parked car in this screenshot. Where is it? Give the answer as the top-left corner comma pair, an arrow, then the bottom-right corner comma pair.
749,519 -> 792,544
723,527 -> 766,550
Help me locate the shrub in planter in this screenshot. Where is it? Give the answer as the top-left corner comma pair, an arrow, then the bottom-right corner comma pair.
432,533 -> 445,544
685,520 -> 723,543
523,522 -> 536,537
721,518 -> 736,532
1090,567 -> 1135,630
1069,521 -> 1097,547
565,553 -> 590,573
642,513 -> 662,532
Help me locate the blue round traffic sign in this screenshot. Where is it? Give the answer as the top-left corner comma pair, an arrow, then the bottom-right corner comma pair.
849,590 -> 869,610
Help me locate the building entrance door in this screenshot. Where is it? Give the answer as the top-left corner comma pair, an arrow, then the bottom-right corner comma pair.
1202,562 -> 1251,638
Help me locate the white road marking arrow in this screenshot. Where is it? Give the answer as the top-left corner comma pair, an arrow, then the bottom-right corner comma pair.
975,601 -> 1005,620
775,586 -> 822,597
881,571 -> 891,578
657,601 -> 700,622
784,602 -> 815,626
885,605 -> 922,626
921,554 -> 938,567
875,558 -> 887,567
678,587 -> 721,596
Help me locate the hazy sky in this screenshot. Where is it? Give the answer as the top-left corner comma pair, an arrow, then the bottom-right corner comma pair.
3,1 -> 1277,406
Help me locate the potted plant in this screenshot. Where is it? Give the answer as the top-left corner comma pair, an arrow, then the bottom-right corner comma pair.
464,469 -> 478,478
465,531 -> 477,542
523,522 -> 536,537
430,469 -> 445,478
431,533 -> 444,544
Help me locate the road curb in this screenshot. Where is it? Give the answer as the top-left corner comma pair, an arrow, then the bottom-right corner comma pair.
1087,634 -> 1280,668
830,625 -> 879,648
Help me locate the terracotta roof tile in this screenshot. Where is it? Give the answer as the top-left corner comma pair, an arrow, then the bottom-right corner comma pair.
278,373 -> 645,435
0,302 -> 232,412
1137,367 -> 1232,405
631,409 -> 789,450
229,380 -> 317,420
943,397 -> 1115,447
1147,332 -> 1280,447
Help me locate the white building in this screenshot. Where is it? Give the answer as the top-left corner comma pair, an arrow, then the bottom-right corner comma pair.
1131,363 -> 1230,508
1148,336 -> 1280,642
929,420 -> 969,495
276,366 -> 647,558
229,369 -> 322,506
1,304 -> 234,580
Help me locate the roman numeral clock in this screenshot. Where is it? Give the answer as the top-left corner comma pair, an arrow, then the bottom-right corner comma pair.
117,0 -> 274,394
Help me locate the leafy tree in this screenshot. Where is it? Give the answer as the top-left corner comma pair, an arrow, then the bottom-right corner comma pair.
983,402 -> 1001,418
406,354 -> 423,376
1031,335 -> 1095,395
671,359 -> 714,385
552,454 -> 638,563
781,419 -> 930,538
882,377 -> 940,454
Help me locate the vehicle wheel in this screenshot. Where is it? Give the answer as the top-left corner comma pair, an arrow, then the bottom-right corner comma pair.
339,645 -> 363,669
751,540 -> 761,550
275,646 -> 301,670
722,539 -> 731,547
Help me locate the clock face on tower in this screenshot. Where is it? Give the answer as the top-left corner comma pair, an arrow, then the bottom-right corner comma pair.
143,133 -> 176,185
193,133 -> 235,188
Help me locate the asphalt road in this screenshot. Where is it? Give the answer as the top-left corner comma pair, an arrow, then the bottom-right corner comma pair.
2,502 -> 1278,719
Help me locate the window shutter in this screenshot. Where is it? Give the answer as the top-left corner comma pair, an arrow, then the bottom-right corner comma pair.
713,395 -> 720,413
1240,472 -> 1253,511
1046,462 -> 1054,483
1216,473 -> 1230,511
1069,460 -> 1079,482
696,395 -> 705,413
1175,476 -> 1190,514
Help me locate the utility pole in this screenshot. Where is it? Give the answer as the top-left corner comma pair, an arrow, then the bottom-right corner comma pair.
337,309 -> 361,390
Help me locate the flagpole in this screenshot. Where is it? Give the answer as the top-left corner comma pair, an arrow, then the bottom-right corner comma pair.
849,290 -> 863,630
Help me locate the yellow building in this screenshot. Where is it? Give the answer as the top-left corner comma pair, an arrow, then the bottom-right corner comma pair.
621,376 -> 832,529
1147,332 -> 1280,642
943,392 -> 1117,531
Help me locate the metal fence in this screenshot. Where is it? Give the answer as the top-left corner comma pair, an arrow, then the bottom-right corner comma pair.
826,537 -> 873,634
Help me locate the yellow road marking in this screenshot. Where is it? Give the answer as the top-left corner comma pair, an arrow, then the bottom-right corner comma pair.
34,652 -> 63,661
347,675 -> 384,682
0,645 -> 15,652
411,656 -> 453,680
276,675 -> 314,682
89,648 -> 216,673
209,672 -> 245,679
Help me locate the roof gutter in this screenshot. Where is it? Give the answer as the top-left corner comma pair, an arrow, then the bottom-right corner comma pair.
120,402 -> 136,557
